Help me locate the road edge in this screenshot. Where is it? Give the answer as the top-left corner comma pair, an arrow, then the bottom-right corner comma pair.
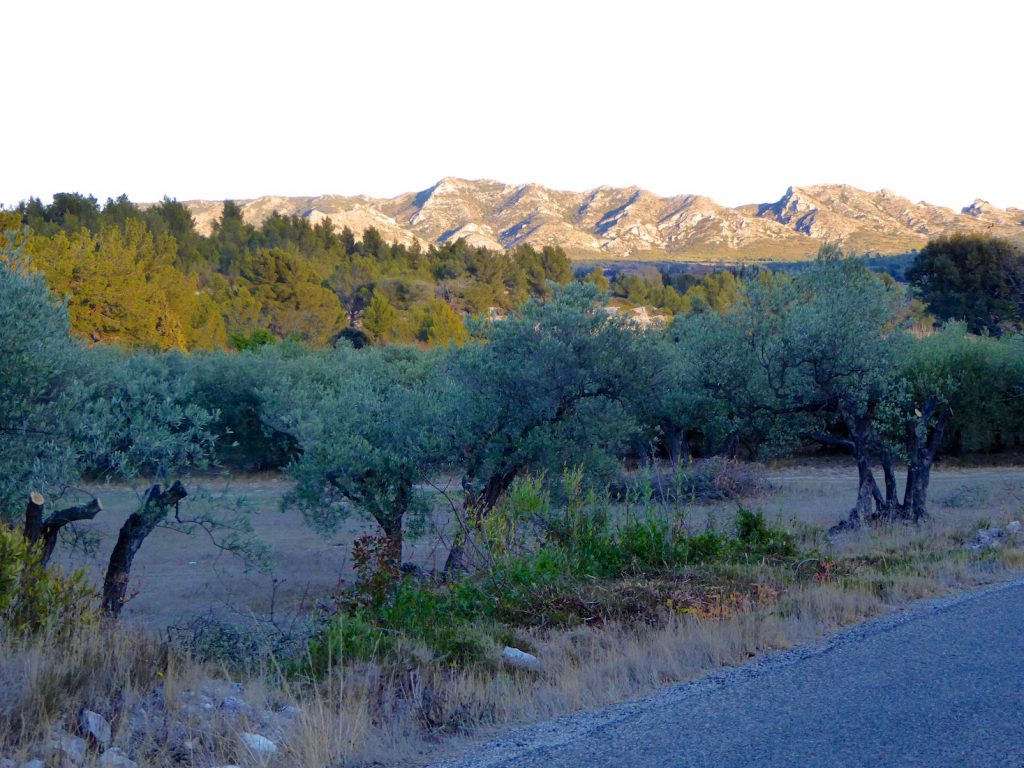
428,573 -> 1024,768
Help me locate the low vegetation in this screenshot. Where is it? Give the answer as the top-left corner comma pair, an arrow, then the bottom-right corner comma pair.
2,477 -> 1022,767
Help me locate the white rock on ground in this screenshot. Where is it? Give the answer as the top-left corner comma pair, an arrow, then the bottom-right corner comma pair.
79,709 -> 112,750
239,732 -> 278,757
1007,520 -> 1021,536
501,646 -> 542,671
967,528 -> 1006,551
98,748 -> 138,768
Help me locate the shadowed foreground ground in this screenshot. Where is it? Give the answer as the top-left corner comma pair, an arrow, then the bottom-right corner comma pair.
436,578 -> 1024,768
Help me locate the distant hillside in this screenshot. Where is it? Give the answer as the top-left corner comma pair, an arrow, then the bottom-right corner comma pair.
180,179 -> 1024,261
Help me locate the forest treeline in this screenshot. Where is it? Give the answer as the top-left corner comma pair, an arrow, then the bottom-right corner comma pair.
0,193 -> 763,352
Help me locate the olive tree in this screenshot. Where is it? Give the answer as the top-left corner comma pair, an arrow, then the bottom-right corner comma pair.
442,283 -> 661,569
673,256 -> 1024,526
671,258 -> 913,524
0,246 -> 114,555
1,248 -> 253,616
260,345 -> 447,570
78,350 -> 246,615
0,248 -> 85,521
876,326 -> 1024,522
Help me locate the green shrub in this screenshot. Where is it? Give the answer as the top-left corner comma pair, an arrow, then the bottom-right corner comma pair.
303,577 -> 497,676
731,508 -> 797,559
617,515 -> 680,572
305,610 -> 391,673
685,529 -> 728,561
299,505 -> 801,677
0,525 -> 96,637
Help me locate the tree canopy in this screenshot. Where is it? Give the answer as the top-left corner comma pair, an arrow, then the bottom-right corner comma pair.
907,233 -> 1024,335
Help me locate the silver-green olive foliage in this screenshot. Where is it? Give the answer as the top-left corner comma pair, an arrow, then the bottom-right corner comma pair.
670,256 -> 1024,522
2,242 -> 248,582
261,344 -> 448,554
445,283 -> 661,512
670,258 -> 906,458
0,248 -> 84,519
80,350 -> 218,482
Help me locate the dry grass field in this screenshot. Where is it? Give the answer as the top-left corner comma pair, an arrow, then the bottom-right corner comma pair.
8,460 -> 1018,767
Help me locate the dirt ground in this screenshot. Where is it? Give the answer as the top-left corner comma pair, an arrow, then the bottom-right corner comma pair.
53,463 -> 1024,629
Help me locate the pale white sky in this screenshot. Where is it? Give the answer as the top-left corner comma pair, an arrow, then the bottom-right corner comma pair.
3,0 -> 1022,210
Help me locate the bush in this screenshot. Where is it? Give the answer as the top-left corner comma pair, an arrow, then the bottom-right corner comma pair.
0,525 -> 96,637
302,580 -> 496,675
299,493 -> 801,676
732,508 -> 797,559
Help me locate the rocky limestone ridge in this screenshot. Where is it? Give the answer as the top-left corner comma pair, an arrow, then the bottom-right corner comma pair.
178,179 -> 1024,261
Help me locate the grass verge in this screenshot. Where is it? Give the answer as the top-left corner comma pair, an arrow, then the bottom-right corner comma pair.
2,490 -> 1022,767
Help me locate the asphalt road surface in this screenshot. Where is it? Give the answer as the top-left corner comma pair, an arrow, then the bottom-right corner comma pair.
437,578 -> 1024,768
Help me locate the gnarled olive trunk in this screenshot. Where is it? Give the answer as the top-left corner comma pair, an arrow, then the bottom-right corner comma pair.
23,492 -> 45,544
444,468 -> 519,574
829,396 -> 951,532
372,482 -> 409,576
901,394 -> 949,523
102,481 -> 187,617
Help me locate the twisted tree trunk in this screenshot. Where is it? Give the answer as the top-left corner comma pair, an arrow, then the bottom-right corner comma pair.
379,515 -> 403,577
444,469 -> 518,574
102,481 -> 187,617
902,394 -> 950,523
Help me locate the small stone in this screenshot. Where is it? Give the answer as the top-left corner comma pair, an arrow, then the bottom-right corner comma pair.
48,733 -> 88,766
78,709 -> 112,751
501,646 -> 541,672
220,696 -> 252,715
966,527 -> 1007,551
98,748 -> 138,768
239,732 -> 277,757
1007,520 -> 1021,536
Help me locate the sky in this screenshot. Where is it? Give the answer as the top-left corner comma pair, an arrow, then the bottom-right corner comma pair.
3,0 -> 1022,210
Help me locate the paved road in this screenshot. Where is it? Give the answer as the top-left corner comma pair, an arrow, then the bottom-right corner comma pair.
438,579 -> 1024,768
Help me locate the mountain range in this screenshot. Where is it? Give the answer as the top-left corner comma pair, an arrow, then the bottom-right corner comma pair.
182,179 -> 1024,261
